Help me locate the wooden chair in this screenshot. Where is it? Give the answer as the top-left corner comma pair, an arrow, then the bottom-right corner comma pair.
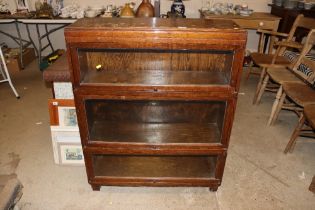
254,29 -> 315,126
284,104 -> 315,153
267,29 -> 315,125
270,82 -> 315,125
250,14 -> 315,104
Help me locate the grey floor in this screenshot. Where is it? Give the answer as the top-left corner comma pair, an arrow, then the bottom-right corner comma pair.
0,61 -> 314,210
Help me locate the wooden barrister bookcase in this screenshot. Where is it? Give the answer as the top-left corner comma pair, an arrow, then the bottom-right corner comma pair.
65,18 -> 247,191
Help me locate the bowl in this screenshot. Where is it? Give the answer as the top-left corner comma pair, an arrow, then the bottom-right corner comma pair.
85,10 -> 97,18
304,2 -> 313,9
90,7 -> 103,14
240,9 -> 253,16
60,13 -> 70,18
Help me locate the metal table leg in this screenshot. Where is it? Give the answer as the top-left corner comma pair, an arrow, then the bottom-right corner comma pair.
35,24 -> 42,68
14,21 -> 24,69
34,23 -> 70,70
25,24 -> 39,57
45,24 -> 54,52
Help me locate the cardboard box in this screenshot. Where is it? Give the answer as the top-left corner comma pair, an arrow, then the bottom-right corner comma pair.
4,48 -> 36,72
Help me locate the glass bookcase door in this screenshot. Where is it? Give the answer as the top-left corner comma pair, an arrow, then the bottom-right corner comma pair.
92,154 -> 217,179
84,99 -> 226,144
77,48 -> 234,86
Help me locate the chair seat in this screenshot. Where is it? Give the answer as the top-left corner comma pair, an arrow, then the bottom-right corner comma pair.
304,104 -> 315,128
267,68 -> 303,84
283,82 -> 315,107
251,53 -> 291,68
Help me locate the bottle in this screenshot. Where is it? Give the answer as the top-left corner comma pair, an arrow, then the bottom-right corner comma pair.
154,0 -> 160,18
136,0 -> 154,18
120,3 -> 135,18
35,0 -> 42,11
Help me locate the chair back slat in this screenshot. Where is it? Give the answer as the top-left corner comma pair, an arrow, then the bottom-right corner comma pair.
287,15 -> 315,39
279,15 -> 315,56
296,17 -> 315,31
301,57 -> 315,73
291,29 -> 315,85
287,14 -> 304,40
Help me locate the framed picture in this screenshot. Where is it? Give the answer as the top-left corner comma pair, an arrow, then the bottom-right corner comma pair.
58,142 -> 84,165
50,126 -> 80,164
53,82 -> 74,99
15,0 -> 30,11
48,99 -> 78,128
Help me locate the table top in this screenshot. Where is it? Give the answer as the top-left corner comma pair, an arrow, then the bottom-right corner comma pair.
0,14 -> 76,24
0,19 -> 15,23
18,18 -> 76,24
66,17 -> 245,32
201,12 -> 281,21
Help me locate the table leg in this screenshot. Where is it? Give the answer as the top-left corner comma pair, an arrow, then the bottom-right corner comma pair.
35,24 -> 42,68
45,24 -> 54,52
25,24 -> 38,57
14,21 -> 24,69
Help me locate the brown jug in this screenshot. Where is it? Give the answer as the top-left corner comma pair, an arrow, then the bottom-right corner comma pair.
120,3 -> 135,18
136,0 -> 154,17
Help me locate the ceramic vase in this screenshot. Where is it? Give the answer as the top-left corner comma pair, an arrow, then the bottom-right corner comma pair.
136,0 -> 154,18
171,0 -> 185,16
120,3 -> 135,18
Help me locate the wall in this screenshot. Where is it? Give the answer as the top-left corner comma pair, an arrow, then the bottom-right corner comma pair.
0,0 -> 272,55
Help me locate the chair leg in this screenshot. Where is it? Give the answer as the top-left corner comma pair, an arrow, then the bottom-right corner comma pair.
255,74 -> 269,105
252,67 -> 266,105
245,61 -> 254,81
270,91 -> 286,125
268,86 -> 283,125
284,114 -> 306,154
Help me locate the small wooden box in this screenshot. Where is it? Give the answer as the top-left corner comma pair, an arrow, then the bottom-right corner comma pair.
5,48 -> 36,72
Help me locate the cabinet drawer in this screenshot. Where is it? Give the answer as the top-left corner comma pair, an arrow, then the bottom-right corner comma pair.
233,19 -> 277,30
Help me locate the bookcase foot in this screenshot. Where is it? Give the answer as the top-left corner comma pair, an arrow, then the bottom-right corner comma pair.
91,184 -> 101,191
209,186 -> 218,192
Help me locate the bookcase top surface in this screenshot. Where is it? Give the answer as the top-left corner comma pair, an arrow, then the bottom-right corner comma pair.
65,17 -> 245,32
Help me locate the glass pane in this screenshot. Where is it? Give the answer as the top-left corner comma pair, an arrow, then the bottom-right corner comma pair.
78,48 -> 233,86
93,155 -> 217,178
85,99 -> 226,144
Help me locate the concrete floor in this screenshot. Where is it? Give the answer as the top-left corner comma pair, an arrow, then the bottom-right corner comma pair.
0,61 -> 314,210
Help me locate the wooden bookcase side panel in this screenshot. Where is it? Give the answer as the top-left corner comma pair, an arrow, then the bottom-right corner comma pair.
220,97 -> 238,147
231,48 -> 247,92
